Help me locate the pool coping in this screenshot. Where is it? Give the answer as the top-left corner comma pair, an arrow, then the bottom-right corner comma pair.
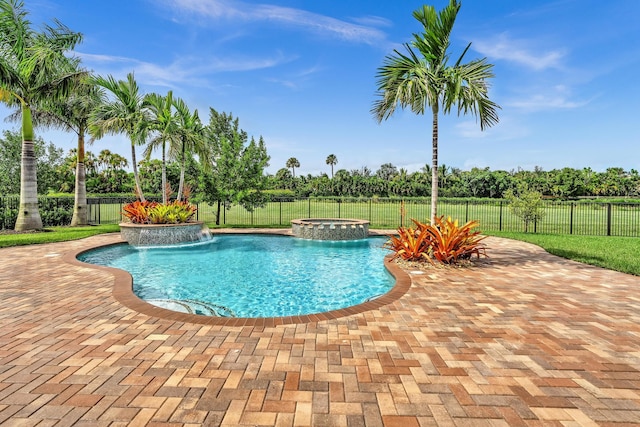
63,229 -> 411,326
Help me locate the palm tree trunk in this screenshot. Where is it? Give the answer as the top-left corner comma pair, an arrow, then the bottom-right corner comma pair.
15,106 -> 42,231
430,106 -> 439,225
177,144 -> 186,201
161,143 -> 167,204
71,129 -> 88,226
131,143 -> 146,202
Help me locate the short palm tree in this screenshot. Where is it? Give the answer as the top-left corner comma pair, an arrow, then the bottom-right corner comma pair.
32,76 -> 103,226
172,97 -> 206,201
326,154 -> 338,178
90,73 -> 148,202
0,0 -> 84,230
286,157 -> 300,178
143,91 -> 177,204
372,0 -> 499,224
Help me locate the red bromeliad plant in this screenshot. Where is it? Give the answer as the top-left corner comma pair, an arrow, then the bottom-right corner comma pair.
122,200 -> 158,224
425,216 -> 487,264
383,222 -> 432,261
122,200 -> 197,224
385,216 -> 487,264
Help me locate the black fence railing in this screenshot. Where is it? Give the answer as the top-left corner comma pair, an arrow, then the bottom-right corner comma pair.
1,196 -> 640,237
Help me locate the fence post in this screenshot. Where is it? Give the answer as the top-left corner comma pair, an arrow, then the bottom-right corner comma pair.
499,201 -> 503,231
369,199 -> 372,222
308,198 -> 311,218
338,199 -> 341,218
196,202 -> 199,221
607,203 -> 612,236
279,200 -> 282,226
465,201 -> 469,223
569,203 -> 574,235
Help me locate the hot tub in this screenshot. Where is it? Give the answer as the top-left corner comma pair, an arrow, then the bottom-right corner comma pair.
291,218 -> 370,240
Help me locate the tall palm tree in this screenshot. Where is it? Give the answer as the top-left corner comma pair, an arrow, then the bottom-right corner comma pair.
372,0 -> 499,224
172,97 -> 206,201
143,91 -> 177,204
90,73 -> 148,201
286,157 -> 300,178
32,76 -> 103,226
0,0 -> 84,230
325,154 -> 338,178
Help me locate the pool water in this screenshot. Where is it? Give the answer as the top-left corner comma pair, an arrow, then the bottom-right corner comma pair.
78,234 -> 394,318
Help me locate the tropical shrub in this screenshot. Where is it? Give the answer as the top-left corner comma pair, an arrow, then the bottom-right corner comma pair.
383,222 -> 432,261
504,188 -> 545,232
426,216 -> 487,264
122,200 -> 197,224
385,216 -> 487,264
122,201 -> 158,224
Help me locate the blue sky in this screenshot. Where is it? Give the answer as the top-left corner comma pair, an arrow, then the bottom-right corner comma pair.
2,0 -> 640,175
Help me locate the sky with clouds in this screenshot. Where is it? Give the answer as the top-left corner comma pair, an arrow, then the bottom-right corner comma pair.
2,0 -> 639,175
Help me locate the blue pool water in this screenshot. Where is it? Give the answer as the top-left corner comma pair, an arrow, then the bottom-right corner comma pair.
78,234 -> 394,318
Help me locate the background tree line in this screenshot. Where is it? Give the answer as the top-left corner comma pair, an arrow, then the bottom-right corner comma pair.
269,160 -> 640,200
2,129 -> 638,201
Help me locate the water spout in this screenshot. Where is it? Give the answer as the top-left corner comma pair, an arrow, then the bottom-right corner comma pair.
200,225 -> 213,242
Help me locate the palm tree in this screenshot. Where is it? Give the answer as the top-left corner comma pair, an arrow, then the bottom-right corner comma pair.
372,0 -> 499,224
0,0 -> 84,230
286,157 -> 300,178
325,154 -> 338,178
143,91 -> 177,204
32,76 -> 103,226
90,73 -> 148,201
172,97 -> 206,201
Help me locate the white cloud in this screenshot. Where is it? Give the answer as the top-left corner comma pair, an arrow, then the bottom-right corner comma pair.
506,86 -> 590,112
474,33 -> 565,71
159,0 -> 388,46
508,94 -> 587,111
454,115 -> 530,141
77,51 -> 292,87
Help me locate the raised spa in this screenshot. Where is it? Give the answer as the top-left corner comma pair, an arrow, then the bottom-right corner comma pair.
119,221 -> 211,246
291,218 -> 369,240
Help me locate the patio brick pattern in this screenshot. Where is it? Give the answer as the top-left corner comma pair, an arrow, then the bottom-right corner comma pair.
0,231 -> 639,426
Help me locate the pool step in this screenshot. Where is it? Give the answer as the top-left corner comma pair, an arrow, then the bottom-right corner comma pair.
147,298 -> 236,317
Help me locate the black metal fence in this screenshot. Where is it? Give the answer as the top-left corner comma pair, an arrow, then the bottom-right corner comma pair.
1,196 -> 640,237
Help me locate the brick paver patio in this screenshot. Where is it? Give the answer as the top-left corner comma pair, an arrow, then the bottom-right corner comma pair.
0,231 -> 639,426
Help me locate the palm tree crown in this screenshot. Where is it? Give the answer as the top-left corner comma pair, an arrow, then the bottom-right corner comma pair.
90,72 -> 149,201
326,154 -> 338,178
372,0 -> 499,224
286,157 -> 300,178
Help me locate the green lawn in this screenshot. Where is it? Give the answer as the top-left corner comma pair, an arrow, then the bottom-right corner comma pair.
0,224 -> 120,248
89,199 -> 640,237
486,231 -> 640,276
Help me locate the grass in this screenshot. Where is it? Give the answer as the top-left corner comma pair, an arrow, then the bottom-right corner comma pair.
487,231 -> 640,276
0,224 -> 120,248
89,199 -> 640,236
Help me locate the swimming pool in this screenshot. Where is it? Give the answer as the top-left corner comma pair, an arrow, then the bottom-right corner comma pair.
78,234 -> 394,318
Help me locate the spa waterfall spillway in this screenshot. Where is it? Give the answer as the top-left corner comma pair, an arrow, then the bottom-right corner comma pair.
291,218 -> 370,241
119,221 -> 212,246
